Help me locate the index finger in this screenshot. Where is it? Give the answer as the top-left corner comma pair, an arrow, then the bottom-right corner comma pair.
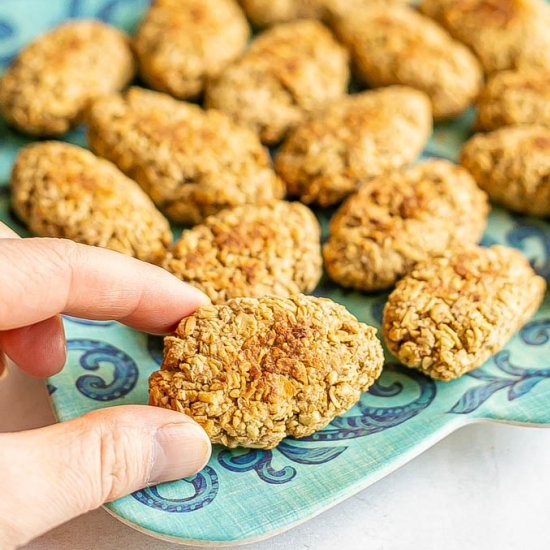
0,237 -> 209,333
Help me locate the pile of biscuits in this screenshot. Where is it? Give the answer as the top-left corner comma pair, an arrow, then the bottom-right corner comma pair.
1,0 -> 548,448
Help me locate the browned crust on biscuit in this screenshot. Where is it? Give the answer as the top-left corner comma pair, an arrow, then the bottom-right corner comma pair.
275,87 -> 432,206
476,70 -> 550,131
149,294 -> 384,448
323,160 -> 489,291
239,0 -> 412,27
460,125 -> 550,217
134,0 -> 250,99
383,245 -> 546,381
420,0 -> 550,73
10,142 -> 171,264
0,20 -> 135,136
164,201 -> 322,304
205,19 -> 349,144
87,87 -> 285,225
331,5 -> 482,119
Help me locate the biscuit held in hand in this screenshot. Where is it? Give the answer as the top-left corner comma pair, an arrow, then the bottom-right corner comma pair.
206,20 -> 349,144
10,142 -> 171,264
164,201 -> 322,304
383,245 -> 546,381
149,295 -> 384,449
0,20 -> 135,136
323,160 -> 489,292
460,125 -> 550,218
276,86 -> 432,206
134,0 -> 249,99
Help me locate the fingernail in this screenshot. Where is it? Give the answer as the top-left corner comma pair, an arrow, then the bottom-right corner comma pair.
149,422 -> 212,485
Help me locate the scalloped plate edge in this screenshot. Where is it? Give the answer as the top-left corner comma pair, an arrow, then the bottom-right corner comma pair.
97,416 -> 549,546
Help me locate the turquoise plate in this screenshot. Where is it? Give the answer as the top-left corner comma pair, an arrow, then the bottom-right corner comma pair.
1,0 -> 549,545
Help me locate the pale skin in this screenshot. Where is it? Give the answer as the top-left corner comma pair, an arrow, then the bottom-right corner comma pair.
0,222 -> 213,549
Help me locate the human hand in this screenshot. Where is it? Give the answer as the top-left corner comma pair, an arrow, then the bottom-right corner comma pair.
0,223 -> 212,549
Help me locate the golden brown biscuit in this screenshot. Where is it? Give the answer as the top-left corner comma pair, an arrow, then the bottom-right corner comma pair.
0,20 -> 135,136
149,294 -> 384,449
332,5 -> 482,119
460,125 -> 550,217
205,20 -> 349,144
476,70 -> 550,131
275,87 -> 432,206
323,160 -> 489,291
420,0 -> 550,73
87,87 -> 284,225
165,201 -> 322,304
239,0 -> 410,26
383,245 -> 546,381
134,0 -> 250,99
10,142 -> 171,264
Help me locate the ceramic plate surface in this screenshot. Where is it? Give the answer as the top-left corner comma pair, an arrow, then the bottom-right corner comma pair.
0,0 -> 549,545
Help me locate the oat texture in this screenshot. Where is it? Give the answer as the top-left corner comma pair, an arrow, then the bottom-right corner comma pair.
238,0 -> 410,26
383,245 -> 546,381
205,20 -> 349,144
134,0 -> 250,99
149,294 -> 384,448
275,87 -> 432,206
420,0 -> 550,73
476,70 -> 550,131
323,160 -> 489,292
10,142 -> 171,264
87,87 -> 285,225
331,5 -> 482,119
0,20 -> 135,136
461,125 -> 550,217
164,201 -> 322,304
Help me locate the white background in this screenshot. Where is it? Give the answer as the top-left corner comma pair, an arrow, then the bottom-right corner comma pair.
2,362 -> 550,550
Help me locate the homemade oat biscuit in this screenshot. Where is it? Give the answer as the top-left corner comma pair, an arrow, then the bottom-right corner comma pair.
420,0 -> 550,74
87,87 -> 285,225
238,0 -> 410,26
460,125 -> 550,217
275,87 -> 432,206
205,20 -> 349,144
0,20 -> 135,136
149,294 -> 385,449
383,245 -> 546,381
476,70 -> 550,131
10,142 -> 171,264
323,160 -> 489,292
165,201 -> 322,304
134,0 -> 250,99
331,5 -> 482,119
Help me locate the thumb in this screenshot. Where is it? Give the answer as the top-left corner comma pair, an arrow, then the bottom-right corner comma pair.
0,405 -> 211,549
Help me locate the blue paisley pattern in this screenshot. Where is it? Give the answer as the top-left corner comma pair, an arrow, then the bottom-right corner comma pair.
303,364 -> 436,442
67,339 -> 138,401
506,218 -> 550,280
132,466 -> 219,513
218,441 -> 347,485
521,318 -> 550,346
218,447 -> 298,484
449,349 -> 550,415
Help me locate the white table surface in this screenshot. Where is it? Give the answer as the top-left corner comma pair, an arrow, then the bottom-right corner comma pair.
2,361 -> 549,550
